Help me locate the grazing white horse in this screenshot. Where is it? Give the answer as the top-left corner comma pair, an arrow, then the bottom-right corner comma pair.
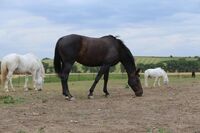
144,67 -> 169,87
1,53 -> 45,92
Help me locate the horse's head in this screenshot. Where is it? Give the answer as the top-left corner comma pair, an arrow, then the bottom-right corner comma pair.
128,68 -> 143,97
35,68 -> 45,91
35,76 -> 44,91
163,75 -> 169,85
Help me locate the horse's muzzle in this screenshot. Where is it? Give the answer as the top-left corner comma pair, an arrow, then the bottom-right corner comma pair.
135,90 -> 143,97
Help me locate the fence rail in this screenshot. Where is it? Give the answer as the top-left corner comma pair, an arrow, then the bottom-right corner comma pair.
0,72 -> 199,87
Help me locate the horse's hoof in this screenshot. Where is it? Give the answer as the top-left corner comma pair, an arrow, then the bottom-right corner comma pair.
105,94 -> 110,98
65,96 -> 75,101
37,89 -> 42,91
88,95 -> 94,99
70,97 -> 75,101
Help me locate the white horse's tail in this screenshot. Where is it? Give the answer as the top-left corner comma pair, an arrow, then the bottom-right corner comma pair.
1,61 -> 8,87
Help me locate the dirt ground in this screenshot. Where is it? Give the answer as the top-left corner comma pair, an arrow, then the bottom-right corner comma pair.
0,79 -> 200,133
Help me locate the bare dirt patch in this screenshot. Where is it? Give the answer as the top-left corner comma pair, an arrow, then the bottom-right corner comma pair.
0,79 -> 200,133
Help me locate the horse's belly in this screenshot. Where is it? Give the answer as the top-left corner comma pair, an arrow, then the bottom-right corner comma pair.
77,57 -> 102,66
14,67 -> 31,74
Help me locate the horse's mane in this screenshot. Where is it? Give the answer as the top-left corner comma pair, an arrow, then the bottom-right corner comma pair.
118,39 -> 134,62
115,37 -> 136,71
101,35 -> 134,65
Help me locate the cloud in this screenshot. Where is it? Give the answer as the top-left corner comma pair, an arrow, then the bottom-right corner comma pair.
0,0 -> 200,59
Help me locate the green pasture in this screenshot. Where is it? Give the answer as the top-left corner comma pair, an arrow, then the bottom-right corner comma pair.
0,73 -> 200,106
3,73 -> 200,86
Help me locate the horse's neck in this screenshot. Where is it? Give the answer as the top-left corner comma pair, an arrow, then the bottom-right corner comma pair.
121,46 -> 136,78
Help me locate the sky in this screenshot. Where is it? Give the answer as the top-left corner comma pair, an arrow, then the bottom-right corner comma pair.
1,0 -> 200,59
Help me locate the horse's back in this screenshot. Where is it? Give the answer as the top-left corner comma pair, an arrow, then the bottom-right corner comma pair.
56,34 -> 120,66
2,53 -> 42,73
1,53 -> 20,70
145,67 -> 164,77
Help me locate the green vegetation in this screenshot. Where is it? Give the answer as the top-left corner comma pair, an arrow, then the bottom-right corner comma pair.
42,56 -> 200,73
147,127 -> 172,133
17,130 -> 26,133
0,95 -> 25,104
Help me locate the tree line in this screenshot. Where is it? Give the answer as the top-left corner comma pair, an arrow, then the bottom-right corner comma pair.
137,58 -> 200,72
41,57 -> 200,73
0,57 -> 199,74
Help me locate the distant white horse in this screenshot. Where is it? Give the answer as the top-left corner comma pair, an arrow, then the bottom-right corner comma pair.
144,67 -> 169,87
1,53 -> 45,92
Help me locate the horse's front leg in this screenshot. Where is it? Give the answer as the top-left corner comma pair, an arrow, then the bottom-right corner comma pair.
153,77 -> 158,87
32,72 -> 38,91
158,78 -> 161,86
88,65 -> 109,99
24,75 -> 29,91
103,68 -> 110,97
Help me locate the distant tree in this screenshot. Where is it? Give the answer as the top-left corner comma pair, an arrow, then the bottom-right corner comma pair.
42,62 -> 49,73
81,65 -> 89,73
71,64 -> 78,73
48,66 -> 54,73
165,60 -> 178,72
42,57 -> 51,60
137,63 -> 146,72
110,65 -> 116,73
88,67 -> 100,73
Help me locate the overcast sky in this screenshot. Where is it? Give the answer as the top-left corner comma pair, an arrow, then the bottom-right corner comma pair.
1,0 -> 200,59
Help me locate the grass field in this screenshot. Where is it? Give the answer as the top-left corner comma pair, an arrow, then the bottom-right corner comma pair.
1,75 -> 200,132
1,76 -> 200,133
1,74 -> 200,105
6,72 -> 200,88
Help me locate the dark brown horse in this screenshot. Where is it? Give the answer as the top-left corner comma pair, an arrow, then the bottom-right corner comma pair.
54,34 -> 143,100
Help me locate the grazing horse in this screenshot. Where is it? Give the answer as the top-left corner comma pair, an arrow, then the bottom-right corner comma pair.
54,34 -> 143,100
1,53 -> 45,92
144,67 -> 169,87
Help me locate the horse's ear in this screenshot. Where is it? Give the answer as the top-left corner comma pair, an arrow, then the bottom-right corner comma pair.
136,68 -> 141,75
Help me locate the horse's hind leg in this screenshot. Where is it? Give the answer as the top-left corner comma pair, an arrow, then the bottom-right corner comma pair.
24,75 -> 29,91
4,71 -> 13,92
103,68 -> 110,97
88,65 -> 109,99
60,62 -> 74,100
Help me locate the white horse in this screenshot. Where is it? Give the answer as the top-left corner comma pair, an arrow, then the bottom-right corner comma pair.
1,53 -> 45,92
144,67 -> 169,87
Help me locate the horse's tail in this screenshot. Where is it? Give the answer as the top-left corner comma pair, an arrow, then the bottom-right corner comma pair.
1,60 -> 8,87
54,37 -> 63,75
